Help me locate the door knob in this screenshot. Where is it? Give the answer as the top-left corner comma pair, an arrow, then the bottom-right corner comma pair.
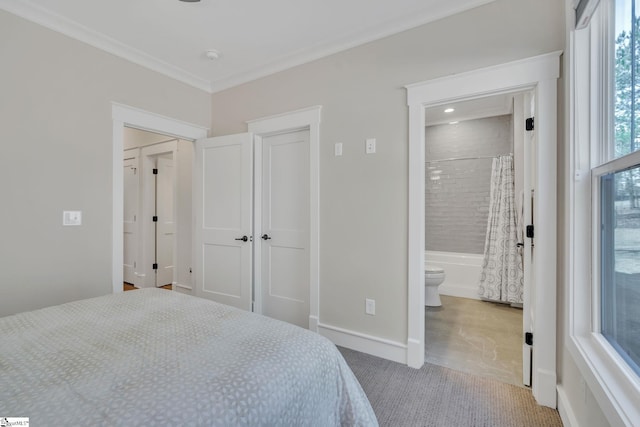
235,235 -> 249,242
261,234 -> 272,240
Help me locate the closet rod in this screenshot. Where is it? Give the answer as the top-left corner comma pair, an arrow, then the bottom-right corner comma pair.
425,153 -> 512,164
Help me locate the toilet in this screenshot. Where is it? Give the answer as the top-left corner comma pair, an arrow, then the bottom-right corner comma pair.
425,265 -> 445,307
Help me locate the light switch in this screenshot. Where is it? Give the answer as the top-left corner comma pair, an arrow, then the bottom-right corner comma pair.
365,298 -> 376,315
63,211 -> 82,226
334,142 -> 343,156
365,138 -> 376,154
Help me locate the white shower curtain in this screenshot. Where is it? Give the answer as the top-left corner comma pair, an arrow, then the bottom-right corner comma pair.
478,155 -> 524,303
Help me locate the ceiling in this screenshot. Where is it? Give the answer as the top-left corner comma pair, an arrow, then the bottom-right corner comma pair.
1,0 -> 493,93
425,93 -> 515,126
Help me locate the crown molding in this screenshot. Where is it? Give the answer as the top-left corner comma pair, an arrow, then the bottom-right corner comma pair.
208,0 -> 496,93
2,0 -> 495,95
0,0 -> 212,93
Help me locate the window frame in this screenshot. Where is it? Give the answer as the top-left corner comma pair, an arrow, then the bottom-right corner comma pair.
569,0 -> 640,424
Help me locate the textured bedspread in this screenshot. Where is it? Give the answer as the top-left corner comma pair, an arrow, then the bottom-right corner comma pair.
0,289 -> 377,426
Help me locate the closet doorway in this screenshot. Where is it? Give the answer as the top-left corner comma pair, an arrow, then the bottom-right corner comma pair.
193,106 -> 321,330
122,127 -> 193,291
194,128 -> 311,329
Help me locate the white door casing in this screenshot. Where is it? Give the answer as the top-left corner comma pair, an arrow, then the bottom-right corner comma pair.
406,52 -> 560,408
194,133 -> 253,310
156,155 -> 175,287
112,103 -> 209,294
123,152 -> 139,286
141,141 -> 178,288
260,130 -> 310,328
522,90 -> 535,387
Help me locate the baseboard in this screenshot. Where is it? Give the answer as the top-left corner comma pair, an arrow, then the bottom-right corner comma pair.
439,284 -> 481,300
318,322 -> 407,364
309,315 -> 319,332
534,368 -> 558,408
557,386 -> 579,427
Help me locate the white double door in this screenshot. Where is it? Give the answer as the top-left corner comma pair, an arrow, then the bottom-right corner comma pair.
194,130 -> 310,328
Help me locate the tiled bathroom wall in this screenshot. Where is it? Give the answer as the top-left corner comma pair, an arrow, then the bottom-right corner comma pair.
425,115 -> 513,254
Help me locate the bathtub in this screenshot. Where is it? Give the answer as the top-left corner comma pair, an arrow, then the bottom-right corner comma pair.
425,251 -> 483,300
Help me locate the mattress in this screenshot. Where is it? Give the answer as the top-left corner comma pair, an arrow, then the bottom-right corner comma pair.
0,288 -> 377,426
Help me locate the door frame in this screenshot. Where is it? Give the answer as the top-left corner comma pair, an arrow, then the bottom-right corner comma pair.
247,106 -> 321,330
405,52 -> 561,407
140,141 -> 178,288
112,103 -> 208,294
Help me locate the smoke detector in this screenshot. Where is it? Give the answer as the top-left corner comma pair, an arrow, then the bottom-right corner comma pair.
205,50 -> 221,60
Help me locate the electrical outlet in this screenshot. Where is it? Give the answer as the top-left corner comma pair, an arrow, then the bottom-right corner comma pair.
365,138 -> 376,154
334,142 -> 343,156
365,298 -> 376,315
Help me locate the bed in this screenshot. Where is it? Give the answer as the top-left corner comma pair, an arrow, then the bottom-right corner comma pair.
0,288 -> 377,426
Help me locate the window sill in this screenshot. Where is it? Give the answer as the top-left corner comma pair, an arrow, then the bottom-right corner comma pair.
567,332 -> 640,426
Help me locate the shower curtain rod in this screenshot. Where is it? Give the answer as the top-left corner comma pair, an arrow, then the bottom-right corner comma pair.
425,153 -> 513,164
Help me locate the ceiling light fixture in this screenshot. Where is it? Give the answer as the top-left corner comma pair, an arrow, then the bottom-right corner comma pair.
444,108 -> 455,113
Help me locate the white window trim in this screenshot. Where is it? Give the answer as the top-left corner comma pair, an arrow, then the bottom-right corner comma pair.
567,1 -> 640,424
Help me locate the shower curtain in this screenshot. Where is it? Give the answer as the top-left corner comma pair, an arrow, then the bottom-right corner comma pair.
478,155 -> 524,303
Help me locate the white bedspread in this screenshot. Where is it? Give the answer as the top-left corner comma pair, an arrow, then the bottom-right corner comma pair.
0,289 -> 377,426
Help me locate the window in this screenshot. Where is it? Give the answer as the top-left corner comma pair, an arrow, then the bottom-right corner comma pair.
570,0 -> 640,423
594,0 -> 640,378
598,164 -> 640,376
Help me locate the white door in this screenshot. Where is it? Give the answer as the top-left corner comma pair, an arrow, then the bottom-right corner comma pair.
123,153 -> 139,286
156,155 -> 175,287
194,133 -> 253,310
522,91 -> 536,387
259,130 -> 310,328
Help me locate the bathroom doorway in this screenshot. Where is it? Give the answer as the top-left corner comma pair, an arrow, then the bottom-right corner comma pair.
422,92 -> 530,387
405,52 -> 560,407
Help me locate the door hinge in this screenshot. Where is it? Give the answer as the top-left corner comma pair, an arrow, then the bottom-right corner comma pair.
152,216 -> 158,222
153,168 -> 158,175
152,263 -> 158,270
525,332 -> 533,346
526,117 -> 534,131
526,225 -> 534,238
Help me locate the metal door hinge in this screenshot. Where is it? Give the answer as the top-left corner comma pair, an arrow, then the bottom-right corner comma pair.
526,225 -> 534,238
152,216 -> 158,222
152,263 -> 158,270
153,168 -> 158,175
526,117 -> 534,131
525,332 -> 533,346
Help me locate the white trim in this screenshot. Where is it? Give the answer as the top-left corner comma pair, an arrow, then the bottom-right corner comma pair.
0,0 -> 494,95
557,386 -> 580,427
175,283 -> 193,291
247,106 -> 321,331
139,140 -> 178,289
0,1 -> 211,93
112,103 -> 208,295
406,51 -> 561,406
317,323 -> 407,364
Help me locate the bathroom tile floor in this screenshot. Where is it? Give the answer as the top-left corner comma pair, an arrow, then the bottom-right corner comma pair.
425,295 -> 524,387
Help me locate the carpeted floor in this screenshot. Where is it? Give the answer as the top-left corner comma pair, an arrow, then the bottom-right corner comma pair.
338,347 -> 562,427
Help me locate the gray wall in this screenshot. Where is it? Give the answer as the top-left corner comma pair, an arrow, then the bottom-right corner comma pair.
0,10 -> 210,316
210,0 -> 564,343
425,115 -> 513,254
